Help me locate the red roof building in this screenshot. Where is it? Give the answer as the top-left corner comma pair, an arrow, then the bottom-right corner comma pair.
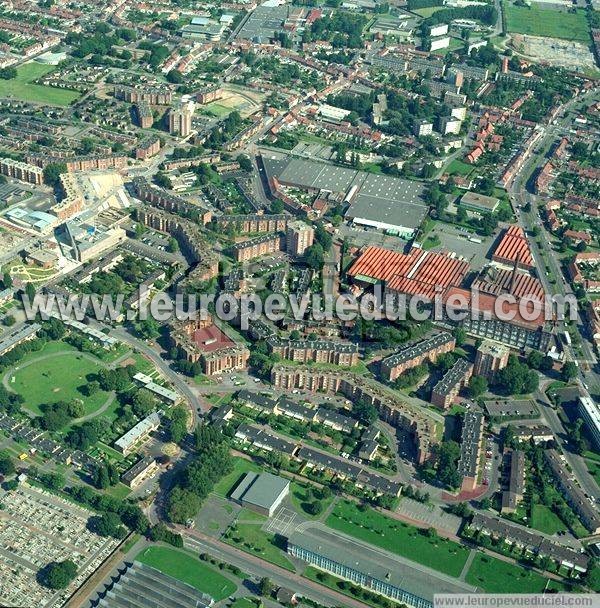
348,246 -> 470,301
491,225 -> 534,270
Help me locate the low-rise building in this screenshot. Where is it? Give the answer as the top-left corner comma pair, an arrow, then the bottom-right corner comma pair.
544,449 -> 600,534
501,449 -> 525,514
121,456 -> 159,488
230,472 -> 290,516
114,412 -> 160,455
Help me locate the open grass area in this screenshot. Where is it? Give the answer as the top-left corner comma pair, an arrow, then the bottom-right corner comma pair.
465,553 -> 566,593
326,500 -> 469,578
230,599 -> 258,608
446,159 -> 474,176
8,346 -> 111,416
212,456 -> 262,497
224,511 -> 295,571
135,546 -> 237,601
289,481 -> 334,519
504,2 -> 590,42
530,504 -> 566,535
0,62 -> 80,106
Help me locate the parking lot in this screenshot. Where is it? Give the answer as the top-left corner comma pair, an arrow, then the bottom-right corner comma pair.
426,222 -> 492,270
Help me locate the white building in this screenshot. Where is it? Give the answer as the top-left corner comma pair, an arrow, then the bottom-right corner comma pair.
429,24 -> 449,37
430,36 -> 450,51
414,119 -> 434,137
438,115 -> 462,135
579,396 -> 600,449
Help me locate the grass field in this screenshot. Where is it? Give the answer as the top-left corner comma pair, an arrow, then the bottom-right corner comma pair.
446,158 -> 474,176
504,2 -> 590,42
530,504 -> 566,535
135,546 -> 236,601
289,481 -> 334,519
8,343 -> 111,416
224,510 -> 295,571
212,457 -> 261,497
466,553 -> 565,593
326,500 -> 469,578
412,6 -> 446,17
0,62 -> 80,106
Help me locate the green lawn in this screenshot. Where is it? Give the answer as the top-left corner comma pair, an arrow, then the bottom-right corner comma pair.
466,553 -> 566,593
504,2 -> 590,42
530,504 -> 566,535
135,546 -> 236,601
289,481 -> 334,519
230,599 -> 258,608
224,511 -> 295,571
212,457 -> 262,497
447,159 -> 474,176
326,500 -> 469,578
8,348 -> 111,416
0,62 -> 80,106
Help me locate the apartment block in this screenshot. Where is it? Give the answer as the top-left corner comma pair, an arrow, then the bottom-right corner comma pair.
267,336 -> 359,367
474,339 -> 510,379
114,85 -> 172,105
135,136 -> 160,160
380,333 -> 455,382
231,232 -> 285,262
457,411 -> 485,491
0,157 -> 43,185
431,358 -> 473,409
286,220 -> 315,257
135,102 -> 154,129
215,214 -> 288,233
501,449 -> 525,514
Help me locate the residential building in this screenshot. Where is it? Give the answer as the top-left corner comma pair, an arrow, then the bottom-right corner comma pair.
114,412 -> 161,455
121,456 -> 159,488
474,340 -> 510,379
380,333 -> 455,381
577,395 -> 600,450
0,157 -> 43,185
501,449 -> 525,514
267,336 -> 359,367
457,411 -> 485,491
286,221 -> 315,256
231,232 -> 285,262
431,358 -> 473,409
168,101 -> 195,137
413,119 -> 434,137
135,102 -> 153,129
544,450 -> 600,534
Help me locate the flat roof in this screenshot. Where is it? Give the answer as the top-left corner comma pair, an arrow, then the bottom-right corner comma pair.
230,471 -> 289,509
288,523 -> 475,602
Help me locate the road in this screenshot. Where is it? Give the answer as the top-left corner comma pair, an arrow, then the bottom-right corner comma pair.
109,325 -> 203,422
182,529 -> 374,608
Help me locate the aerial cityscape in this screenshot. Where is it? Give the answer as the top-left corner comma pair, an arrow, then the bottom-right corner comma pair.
0,0 -> 599,606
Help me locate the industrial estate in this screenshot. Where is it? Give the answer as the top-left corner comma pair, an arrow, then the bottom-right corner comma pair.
0,0 -> 599,607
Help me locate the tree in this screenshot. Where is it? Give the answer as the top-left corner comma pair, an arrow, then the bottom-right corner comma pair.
258,577 -> 274,597
166,487 -> 200,523
270,199 -> 284,214
92,464 -> 110,489
303,243 -> 325,271
436,440 -> 461,488
38,560 -> 77,589
38,472 -> 65,491
0,451 -> 15,476
2,272 -> 12,289
561,361 -> 578,382
167,237 -> 179,253
0,67 -> 17,80
353,399 -> 378,424
468,375 -> 488,398
43,162 -> 68,188
168,406 -> 188,444
131,389 -> 156,418
89,512 -> 126,538
237,154 -> 253,172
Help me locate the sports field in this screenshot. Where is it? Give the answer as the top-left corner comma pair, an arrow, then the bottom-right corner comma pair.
504,2 -> 590,42
7,342 -> 111,416
135,546 -> 236,601
0,62 -> 80,106
326,500 -> 469,578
